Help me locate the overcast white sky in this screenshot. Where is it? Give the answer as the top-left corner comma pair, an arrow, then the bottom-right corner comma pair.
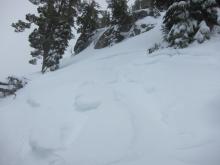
0,0 -> 37,79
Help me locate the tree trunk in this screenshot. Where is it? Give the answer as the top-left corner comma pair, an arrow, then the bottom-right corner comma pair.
41,52 -> 48,73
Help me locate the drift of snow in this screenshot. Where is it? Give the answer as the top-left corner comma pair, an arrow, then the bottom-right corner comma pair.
1,13 -> 220,165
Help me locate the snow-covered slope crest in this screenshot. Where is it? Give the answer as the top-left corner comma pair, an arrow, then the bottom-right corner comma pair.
1,15 -> 220,165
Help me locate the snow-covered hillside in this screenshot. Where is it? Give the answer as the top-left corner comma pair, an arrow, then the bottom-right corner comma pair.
1,14 -> 220,165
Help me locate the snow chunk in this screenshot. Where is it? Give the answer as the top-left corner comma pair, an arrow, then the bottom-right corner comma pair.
74,95 -> 101,112
194,21 -> 210,43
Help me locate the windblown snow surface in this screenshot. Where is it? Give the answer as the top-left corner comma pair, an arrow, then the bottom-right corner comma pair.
1,15 -> 220,165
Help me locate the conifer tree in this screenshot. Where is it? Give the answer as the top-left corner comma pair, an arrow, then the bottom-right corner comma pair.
107,0 -> 132,26
99,10 -> 111,28
190,0 -> 219,26
163,0 -> 220,48
76,0 -> 99,35
74,0 -> 100,54
191,0 -> 220,42
133,0 -> 154,10
133,0 -> 142,10
163,0 -> 195,48
155,0 -> 170,10
12,0 -> 79,73
141,0 -> 154,8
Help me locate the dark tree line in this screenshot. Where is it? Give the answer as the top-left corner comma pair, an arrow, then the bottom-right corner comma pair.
12,0 -> 220,73
12,0 -> 168,73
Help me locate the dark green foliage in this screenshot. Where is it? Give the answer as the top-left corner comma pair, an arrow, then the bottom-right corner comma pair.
77,0 -> 99,34
107,0 -> 133,26
74,0 -> 100,54
99,10 -> 111,28
154,0 -> 170,10
132,0 -> 154,10
132,0 -> 142,10
140,0 -> 154,8
163,0 -> 194,48
95,0 -> 160,50
163,0 -> 220,48
12,20 -> 31,32
163,0 -> 189,30
190,0 -> 219,26
0,77 -> 27,97
12,0 -> 79,73
148,43 -> 161,54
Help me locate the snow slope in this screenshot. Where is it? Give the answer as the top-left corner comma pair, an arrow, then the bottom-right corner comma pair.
1,15 -> 220,165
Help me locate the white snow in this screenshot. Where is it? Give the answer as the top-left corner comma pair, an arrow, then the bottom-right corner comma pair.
1,11 -> 220,165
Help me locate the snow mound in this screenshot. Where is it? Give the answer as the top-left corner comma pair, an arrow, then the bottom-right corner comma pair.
1,12 -> 220,165
74,94 -> 101,112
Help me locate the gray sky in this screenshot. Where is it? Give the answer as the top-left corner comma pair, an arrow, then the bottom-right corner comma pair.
0,0 -> 38,78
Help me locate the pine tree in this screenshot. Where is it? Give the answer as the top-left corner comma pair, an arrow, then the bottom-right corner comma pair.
12,0 -> 79,73
141,0 -> 154,8
107,0 -> 132,26
155,0 -> 170,10
191,0 -> 220,42
76,0 -> 99,34
74,0 -> 100,54
133,0 -> 154,10
99,10 -> 111,28
163,0 -> 196,48
132,0 -> 142,10
163,0 -> 220,48
190,0 -> 219,26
